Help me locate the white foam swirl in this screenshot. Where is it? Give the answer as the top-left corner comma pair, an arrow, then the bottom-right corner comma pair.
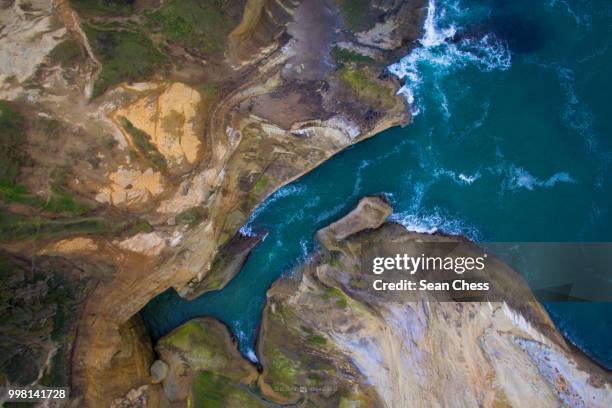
433,167 -> 482,185
505,166 -> 576,191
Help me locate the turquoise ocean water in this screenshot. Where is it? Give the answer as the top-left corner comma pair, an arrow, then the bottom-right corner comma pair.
142,0 -> 612,368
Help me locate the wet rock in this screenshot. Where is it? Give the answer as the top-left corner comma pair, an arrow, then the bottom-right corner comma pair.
316,195 -> 392,248
149,360 -> 168,384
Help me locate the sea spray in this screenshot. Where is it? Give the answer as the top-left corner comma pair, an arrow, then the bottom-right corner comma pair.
387,0 -> 511,115
386,183 -> 482,240
240,184 -> 307,237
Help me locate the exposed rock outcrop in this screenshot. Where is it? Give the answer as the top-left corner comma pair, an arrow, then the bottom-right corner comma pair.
149,360 -> 167,384
316,195 -> 392,248
0,0 -> 66,98
153,318 -> 259,406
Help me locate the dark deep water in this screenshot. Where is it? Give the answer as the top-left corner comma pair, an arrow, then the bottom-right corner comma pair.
142,0 -> 612,368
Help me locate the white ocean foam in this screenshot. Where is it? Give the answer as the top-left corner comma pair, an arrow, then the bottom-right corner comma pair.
293,238 -> 312,265
239,224 -> 257,237
315,202 -> 346,224
542,172 -> 576,187
505,165 -> 576,191
390,209 -> 481,240
435,82 -> 451,120
458,173 -> 480,184
245,349 -> 259,363
233,319 -> 260,363
433,167 -> 481,185
387,0 -> 511,115
353,159 -> 371,196
388,179 -> 481,239
239,184 -> 306,237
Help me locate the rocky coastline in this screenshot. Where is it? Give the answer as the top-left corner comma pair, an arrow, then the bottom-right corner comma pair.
4,1 -> 609,407
143,196 -> 612,407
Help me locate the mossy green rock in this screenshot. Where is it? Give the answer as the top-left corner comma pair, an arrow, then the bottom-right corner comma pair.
155,318 -> 260,405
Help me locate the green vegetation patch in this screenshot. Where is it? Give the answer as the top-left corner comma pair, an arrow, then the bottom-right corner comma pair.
176,206 -> 208,227
339,67 -> 395,109
1,173 -> 93,216
339,395 -> 368,408
0,210 -> 114,242
306,334 -> 327,346
192,371 -> 263,408
46,168 -> 96,215
161,320 -> 208,350
329,251 -> 344,268
0,183 -> 42,208
84,24 -> 167,96
49,40 -> 84,67
0,101 -> 102,240
42,184 -> 92,216
0,254 -> 85,386
0,101 -> 28,187
341,0 -> 375,32
124,219 -> 153,235
120,117 -> 167,171
199,83 -> 219,100
0,103 -> 77,212
159,320 -> 233,371
332,46 -> 375,65
264,347 -> 300,397
251,174 -> 270,197
1,162 -> 93,216
145,0 -> 237,55
323,286 -> 349,309
70,0 -> 135,16
40,346 -> 66,387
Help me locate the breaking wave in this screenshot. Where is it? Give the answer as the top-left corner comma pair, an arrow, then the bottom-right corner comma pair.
239,184 -> 307,236
387,182 -> 482,240
390,209 -> 482,241
387,0 -> 511,115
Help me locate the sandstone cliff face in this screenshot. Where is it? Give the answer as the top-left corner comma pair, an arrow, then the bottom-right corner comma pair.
150,197 -> 611,407
112,82 -> 204,175
0,0 -> 427,405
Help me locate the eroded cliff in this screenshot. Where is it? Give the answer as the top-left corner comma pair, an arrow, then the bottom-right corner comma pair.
0,0 -> 426,405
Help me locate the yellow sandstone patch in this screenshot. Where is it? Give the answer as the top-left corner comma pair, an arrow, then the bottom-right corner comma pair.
96,167 -> 164,208
114,82 -> 203,173
41,237 -> 98,255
